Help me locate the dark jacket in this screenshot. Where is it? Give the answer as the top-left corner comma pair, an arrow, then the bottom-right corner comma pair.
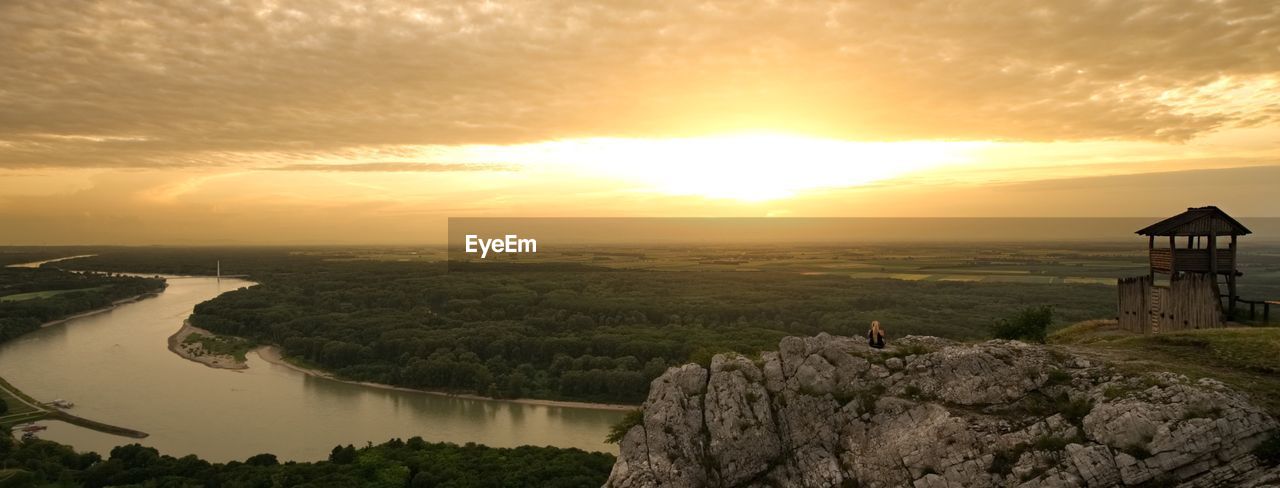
868,329 -> 885,349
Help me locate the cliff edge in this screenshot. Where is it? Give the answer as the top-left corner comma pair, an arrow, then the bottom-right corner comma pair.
605,334 -> 1280,487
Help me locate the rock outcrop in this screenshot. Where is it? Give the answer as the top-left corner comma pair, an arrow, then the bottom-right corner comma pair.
605,334 -> 1280,487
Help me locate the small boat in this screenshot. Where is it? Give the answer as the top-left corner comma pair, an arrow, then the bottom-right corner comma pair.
49,399 -> 75,408
19,424 -> 46,433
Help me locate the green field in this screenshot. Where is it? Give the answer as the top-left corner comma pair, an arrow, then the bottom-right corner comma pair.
0,286 -> 103,302
440,242 -> 1278,293
0,376 -> 46,428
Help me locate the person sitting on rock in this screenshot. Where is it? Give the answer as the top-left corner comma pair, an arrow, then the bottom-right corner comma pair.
867,320 -> 886,349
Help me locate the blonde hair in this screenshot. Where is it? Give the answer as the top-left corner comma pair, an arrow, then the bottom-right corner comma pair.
871,320 -> 882,333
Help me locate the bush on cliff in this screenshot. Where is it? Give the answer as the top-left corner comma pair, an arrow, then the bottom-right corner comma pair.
1253,432 -> 1280,466
991,305 -> 1053,343
606,409 -> 645,444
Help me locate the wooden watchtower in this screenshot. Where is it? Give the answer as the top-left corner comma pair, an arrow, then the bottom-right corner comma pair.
1118,206 -> 1251,333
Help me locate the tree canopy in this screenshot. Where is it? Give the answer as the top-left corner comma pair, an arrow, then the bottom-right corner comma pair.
0,435 -> 613,487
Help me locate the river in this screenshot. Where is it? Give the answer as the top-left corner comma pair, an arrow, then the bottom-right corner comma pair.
0,274 -> 623,462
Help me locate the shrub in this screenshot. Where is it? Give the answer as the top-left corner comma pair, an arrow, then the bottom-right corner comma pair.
1102,385 -> 1127,400
1031,434 -> 1075,452
606,409 -> 645,444
989,434 -> 1083,478
856,384 -> 887,415
988,445 -> 1026,475
1060,395 -> 1095,427
991,306 -> 1053,343
1014,392 -> 1092,426
1045,369 -> 1072,387
1253,432 -> 1280,466
0,398 -> 7,415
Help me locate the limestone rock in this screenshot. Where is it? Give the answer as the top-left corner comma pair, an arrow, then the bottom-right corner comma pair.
705,355 -> 780,486
604,335 -> 1279,488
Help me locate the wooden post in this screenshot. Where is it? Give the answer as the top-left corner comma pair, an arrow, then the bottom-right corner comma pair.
1228,275 -> 1238,320
1148,235 -> 1155,279
1208,217 -> 1221,320
1229,234 -> 1238,318
1208,219 -> 1217,276
1168,235 -> 1177,277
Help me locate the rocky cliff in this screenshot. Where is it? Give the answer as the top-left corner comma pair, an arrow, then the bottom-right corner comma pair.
605,334 -> 1280,487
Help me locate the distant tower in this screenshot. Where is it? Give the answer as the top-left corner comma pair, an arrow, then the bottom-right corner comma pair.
217,260 -> 221,282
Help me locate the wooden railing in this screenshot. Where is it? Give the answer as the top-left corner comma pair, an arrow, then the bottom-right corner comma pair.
1149,248 -> 1234,273
1234,298 -> 1276,324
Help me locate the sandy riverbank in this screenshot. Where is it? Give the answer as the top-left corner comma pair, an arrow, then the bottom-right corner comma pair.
167,320 -> 249,371
254,346 -> 637,412
39,292 -> 160,328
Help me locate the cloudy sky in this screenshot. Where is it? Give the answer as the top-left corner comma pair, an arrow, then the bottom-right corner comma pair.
1,0 -> 1278,244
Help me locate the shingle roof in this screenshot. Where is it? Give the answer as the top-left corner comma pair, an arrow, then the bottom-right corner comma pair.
1135,206 -> 1252,236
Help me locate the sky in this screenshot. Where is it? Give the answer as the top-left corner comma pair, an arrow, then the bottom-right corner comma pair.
1,0 -> 1278,244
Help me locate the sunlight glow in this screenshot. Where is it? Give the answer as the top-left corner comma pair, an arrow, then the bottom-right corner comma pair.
455,133 -> 986,201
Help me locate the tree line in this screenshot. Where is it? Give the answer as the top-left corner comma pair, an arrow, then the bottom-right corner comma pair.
0,434 -> 613,487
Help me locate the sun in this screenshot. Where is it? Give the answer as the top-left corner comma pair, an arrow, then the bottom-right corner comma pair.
316,132 -> 985,204
543,133 -> 981,201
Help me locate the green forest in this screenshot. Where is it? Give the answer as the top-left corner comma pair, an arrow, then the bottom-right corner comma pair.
0,250 -> 613,487
59,248 -> 1115,404
0,268 -> 165,344
0,434 -> 613,487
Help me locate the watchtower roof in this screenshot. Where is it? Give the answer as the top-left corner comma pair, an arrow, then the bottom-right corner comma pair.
1135,206 -> 1251,237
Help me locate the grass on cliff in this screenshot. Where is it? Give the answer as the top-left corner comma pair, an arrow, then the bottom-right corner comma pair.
1049,320 -> 1280,415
